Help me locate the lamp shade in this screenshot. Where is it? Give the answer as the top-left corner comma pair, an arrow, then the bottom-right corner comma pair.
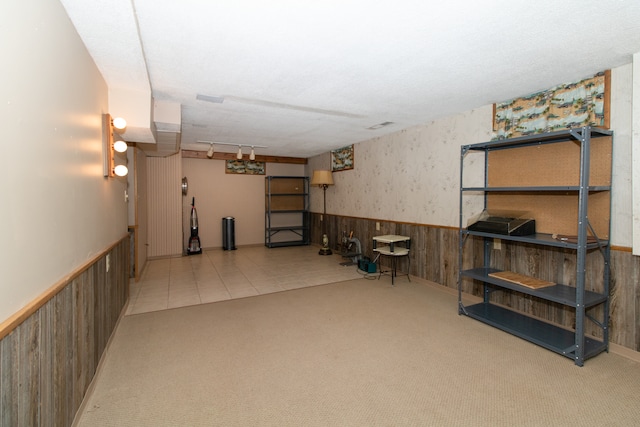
311,170 -> 334,186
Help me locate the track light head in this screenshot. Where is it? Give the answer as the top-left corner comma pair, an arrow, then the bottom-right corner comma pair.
207,143 -> 214,158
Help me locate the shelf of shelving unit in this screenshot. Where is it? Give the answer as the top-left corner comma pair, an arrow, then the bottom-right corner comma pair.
265,176 -> 310,248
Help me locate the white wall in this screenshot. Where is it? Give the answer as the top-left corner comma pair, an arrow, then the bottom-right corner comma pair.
0,0 -> 128,323
310,63 -> 634,248
609,63 -> 634,248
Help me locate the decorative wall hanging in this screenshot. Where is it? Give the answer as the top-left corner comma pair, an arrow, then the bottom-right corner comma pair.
225,160 -> 265,175
493,71 -> 610,140
331,145 -> 354,172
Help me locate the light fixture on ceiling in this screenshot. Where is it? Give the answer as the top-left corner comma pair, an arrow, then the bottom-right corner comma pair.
103,113 -> 129,178
197,140 -> 267,161
310,170 -> 335,256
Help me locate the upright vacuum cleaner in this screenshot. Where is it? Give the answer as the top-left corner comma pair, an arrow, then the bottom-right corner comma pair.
187,197 -> 202,255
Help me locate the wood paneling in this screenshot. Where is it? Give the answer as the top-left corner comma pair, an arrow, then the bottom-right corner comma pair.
1,329 -> 19,426
610,249 -> 640,350
311,213 -> 640,353
0,237 -> 129,427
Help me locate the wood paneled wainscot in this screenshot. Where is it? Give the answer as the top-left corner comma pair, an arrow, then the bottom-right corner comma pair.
0,235 -> 129,426
312,213 -> 640,356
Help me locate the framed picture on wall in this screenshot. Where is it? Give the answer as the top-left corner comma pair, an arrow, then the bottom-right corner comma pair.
331,145 -> 354,172
492,70 -> 610,139
225,160 -> 266,175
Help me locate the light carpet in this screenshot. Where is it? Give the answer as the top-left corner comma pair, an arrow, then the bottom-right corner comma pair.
74,278 -> 640,426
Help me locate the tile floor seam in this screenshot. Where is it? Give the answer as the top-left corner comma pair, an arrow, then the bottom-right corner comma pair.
127,246 -> 366,315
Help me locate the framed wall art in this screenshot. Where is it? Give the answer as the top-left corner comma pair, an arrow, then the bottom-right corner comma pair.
331,145 -> 354,172
493,70 -> 610,140
225,160 -> 266,175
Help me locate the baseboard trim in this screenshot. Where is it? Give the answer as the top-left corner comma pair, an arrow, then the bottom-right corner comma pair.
609,342 -> 640,363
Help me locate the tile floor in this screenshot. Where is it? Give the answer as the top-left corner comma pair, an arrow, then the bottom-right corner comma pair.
126,245 -> 366,315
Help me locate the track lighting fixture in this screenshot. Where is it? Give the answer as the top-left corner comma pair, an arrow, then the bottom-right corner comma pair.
196,140 -> 268,160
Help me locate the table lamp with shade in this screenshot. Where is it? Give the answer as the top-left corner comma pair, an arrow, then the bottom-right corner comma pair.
311,170 -> 334,255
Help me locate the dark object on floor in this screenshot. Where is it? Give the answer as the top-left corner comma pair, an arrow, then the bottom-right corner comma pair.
187,197 -> 202,255
222,216 -> 237,250
358,257 -> 377,273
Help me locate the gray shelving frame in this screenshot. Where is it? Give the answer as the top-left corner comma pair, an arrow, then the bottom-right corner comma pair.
457,126 -> 612,366
265,176 -> 310,248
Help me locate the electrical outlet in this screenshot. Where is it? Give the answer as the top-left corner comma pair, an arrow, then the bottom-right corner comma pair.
376,222 -> 380,231
493,238 -> 501,250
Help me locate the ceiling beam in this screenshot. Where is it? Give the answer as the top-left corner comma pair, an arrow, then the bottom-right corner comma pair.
181,150 -> 307,164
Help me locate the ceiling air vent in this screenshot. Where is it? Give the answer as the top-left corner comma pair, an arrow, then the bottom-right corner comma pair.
196,94 -> 225,103
367,121 -> 394,130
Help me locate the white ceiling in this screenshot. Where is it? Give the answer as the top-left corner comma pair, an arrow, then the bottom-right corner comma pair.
60,0 -> 640,158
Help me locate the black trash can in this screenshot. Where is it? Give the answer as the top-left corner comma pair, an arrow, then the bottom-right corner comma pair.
222,217 -> 237,250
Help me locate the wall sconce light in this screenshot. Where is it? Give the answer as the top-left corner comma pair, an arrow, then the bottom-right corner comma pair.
114,163 -> 128,177
103,113 -> 128,177
113,139 -> 128,153
197,140 -> 267,161
112,117 -> 127,131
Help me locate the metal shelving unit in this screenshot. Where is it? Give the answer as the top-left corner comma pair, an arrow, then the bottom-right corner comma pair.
457,127 -> 612,366
265,176 -> 310,248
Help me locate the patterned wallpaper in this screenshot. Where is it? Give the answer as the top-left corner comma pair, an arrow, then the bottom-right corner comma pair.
308,106 -> 494,228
